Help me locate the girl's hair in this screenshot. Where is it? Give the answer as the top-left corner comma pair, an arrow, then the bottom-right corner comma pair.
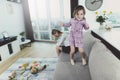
73,5 -> 86,18
52,29 -> 62,35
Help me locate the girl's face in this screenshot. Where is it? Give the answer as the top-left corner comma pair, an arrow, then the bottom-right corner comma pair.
75,10 -> 84,20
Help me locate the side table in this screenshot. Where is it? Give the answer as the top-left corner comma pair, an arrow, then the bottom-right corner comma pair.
20,39 -> 31,50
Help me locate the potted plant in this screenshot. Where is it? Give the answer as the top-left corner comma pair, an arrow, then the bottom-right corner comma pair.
19,32 -> 26,42
96,15 -> 107,25
95,11 -> 112,29
95,11 -> 108,25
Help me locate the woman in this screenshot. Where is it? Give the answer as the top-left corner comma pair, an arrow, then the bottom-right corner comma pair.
52,29 -> 78,56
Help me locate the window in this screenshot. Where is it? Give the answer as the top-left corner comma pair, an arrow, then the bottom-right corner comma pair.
28,0 -> 71,41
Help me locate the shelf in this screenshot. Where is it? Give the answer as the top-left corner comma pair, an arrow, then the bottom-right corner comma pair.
0,36 -> 17,46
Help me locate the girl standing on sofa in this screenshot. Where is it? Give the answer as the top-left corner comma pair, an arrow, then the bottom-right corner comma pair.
61,5 -> 89,65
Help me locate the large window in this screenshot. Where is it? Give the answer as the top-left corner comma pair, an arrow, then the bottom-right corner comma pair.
28,0 -> 71,41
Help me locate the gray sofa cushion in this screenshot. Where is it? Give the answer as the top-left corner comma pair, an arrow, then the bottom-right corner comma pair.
54,62 -> 91,80
59,31 -> 100,62
83,31 -> 100,57
89,41 -> 120,80
58,31 -> 100,62
59,52 -> 82,62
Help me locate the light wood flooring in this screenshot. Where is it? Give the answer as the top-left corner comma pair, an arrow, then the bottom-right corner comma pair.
0,42 -> 57,75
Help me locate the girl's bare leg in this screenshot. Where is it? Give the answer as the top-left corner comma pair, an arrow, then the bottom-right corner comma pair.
70,46 -> 75,65
78,48 -> 87,65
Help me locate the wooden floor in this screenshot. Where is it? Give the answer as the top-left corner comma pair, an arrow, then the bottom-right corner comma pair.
0,42 -> 57,75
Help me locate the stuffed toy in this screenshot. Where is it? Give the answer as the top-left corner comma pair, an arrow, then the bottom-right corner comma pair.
8,71 -> 16,80
22,63 -> 29,68
18,62 -> 29,75
30,61 -> 47,74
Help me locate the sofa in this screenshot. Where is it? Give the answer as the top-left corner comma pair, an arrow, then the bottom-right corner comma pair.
54,30 -> 120,80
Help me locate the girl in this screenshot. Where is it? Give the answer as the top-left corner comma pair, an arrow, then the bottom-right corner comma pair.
61,5 -> 89,65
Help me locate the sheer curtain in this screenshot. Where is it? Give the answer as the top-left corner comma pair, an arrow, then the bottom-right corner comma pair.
28,0 -> 70,41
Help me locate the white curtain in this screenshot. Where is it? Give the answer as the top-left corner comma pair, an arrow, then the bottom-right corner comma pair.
28,0 -> 71,41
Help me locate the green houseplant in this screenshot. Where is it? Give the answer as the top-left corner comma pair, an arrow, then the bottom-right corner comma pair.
96,15 -> 107,25
95,11 -> 108,26
95,11 -> 112,29
19,32 -> 26,42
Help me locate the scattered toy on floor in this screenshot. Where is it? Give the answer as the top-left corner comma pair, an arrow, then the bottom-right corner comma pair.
30,61 -> 47,74
8,71 -> 16,80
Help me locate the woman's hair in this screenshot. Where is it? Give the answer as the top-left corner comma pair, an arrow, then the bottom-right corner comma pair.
73,5 -> 86,18
52,29 -> 62,35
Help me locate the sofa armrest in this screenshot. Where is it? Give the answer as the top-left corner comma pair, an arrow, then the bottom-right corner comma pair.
89,41 -> 120,80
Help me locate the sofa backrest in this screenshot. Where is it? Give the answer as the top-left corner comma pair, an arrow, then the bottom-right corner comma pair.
89,41 -> 120,80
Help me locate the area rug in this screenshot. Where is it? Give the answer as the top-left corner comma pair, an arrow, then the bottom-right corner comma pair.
0,57 -> 58,80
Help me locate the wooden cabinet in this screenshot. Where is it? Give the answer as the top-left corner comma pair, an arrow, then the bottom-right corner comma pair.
11,40 -> 20,54
0,45 -> 9,61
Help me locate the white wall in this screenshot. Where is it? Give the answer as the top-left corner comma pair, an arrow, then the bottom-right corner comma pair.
0,0 -> 25,38
79,0 -> 120,29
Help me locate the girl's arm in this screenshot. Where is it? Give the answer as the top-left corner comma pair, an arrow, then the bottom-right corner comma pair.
83,20 -> 89,30
63,22 -> 71,27
61,20 -> 71,27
